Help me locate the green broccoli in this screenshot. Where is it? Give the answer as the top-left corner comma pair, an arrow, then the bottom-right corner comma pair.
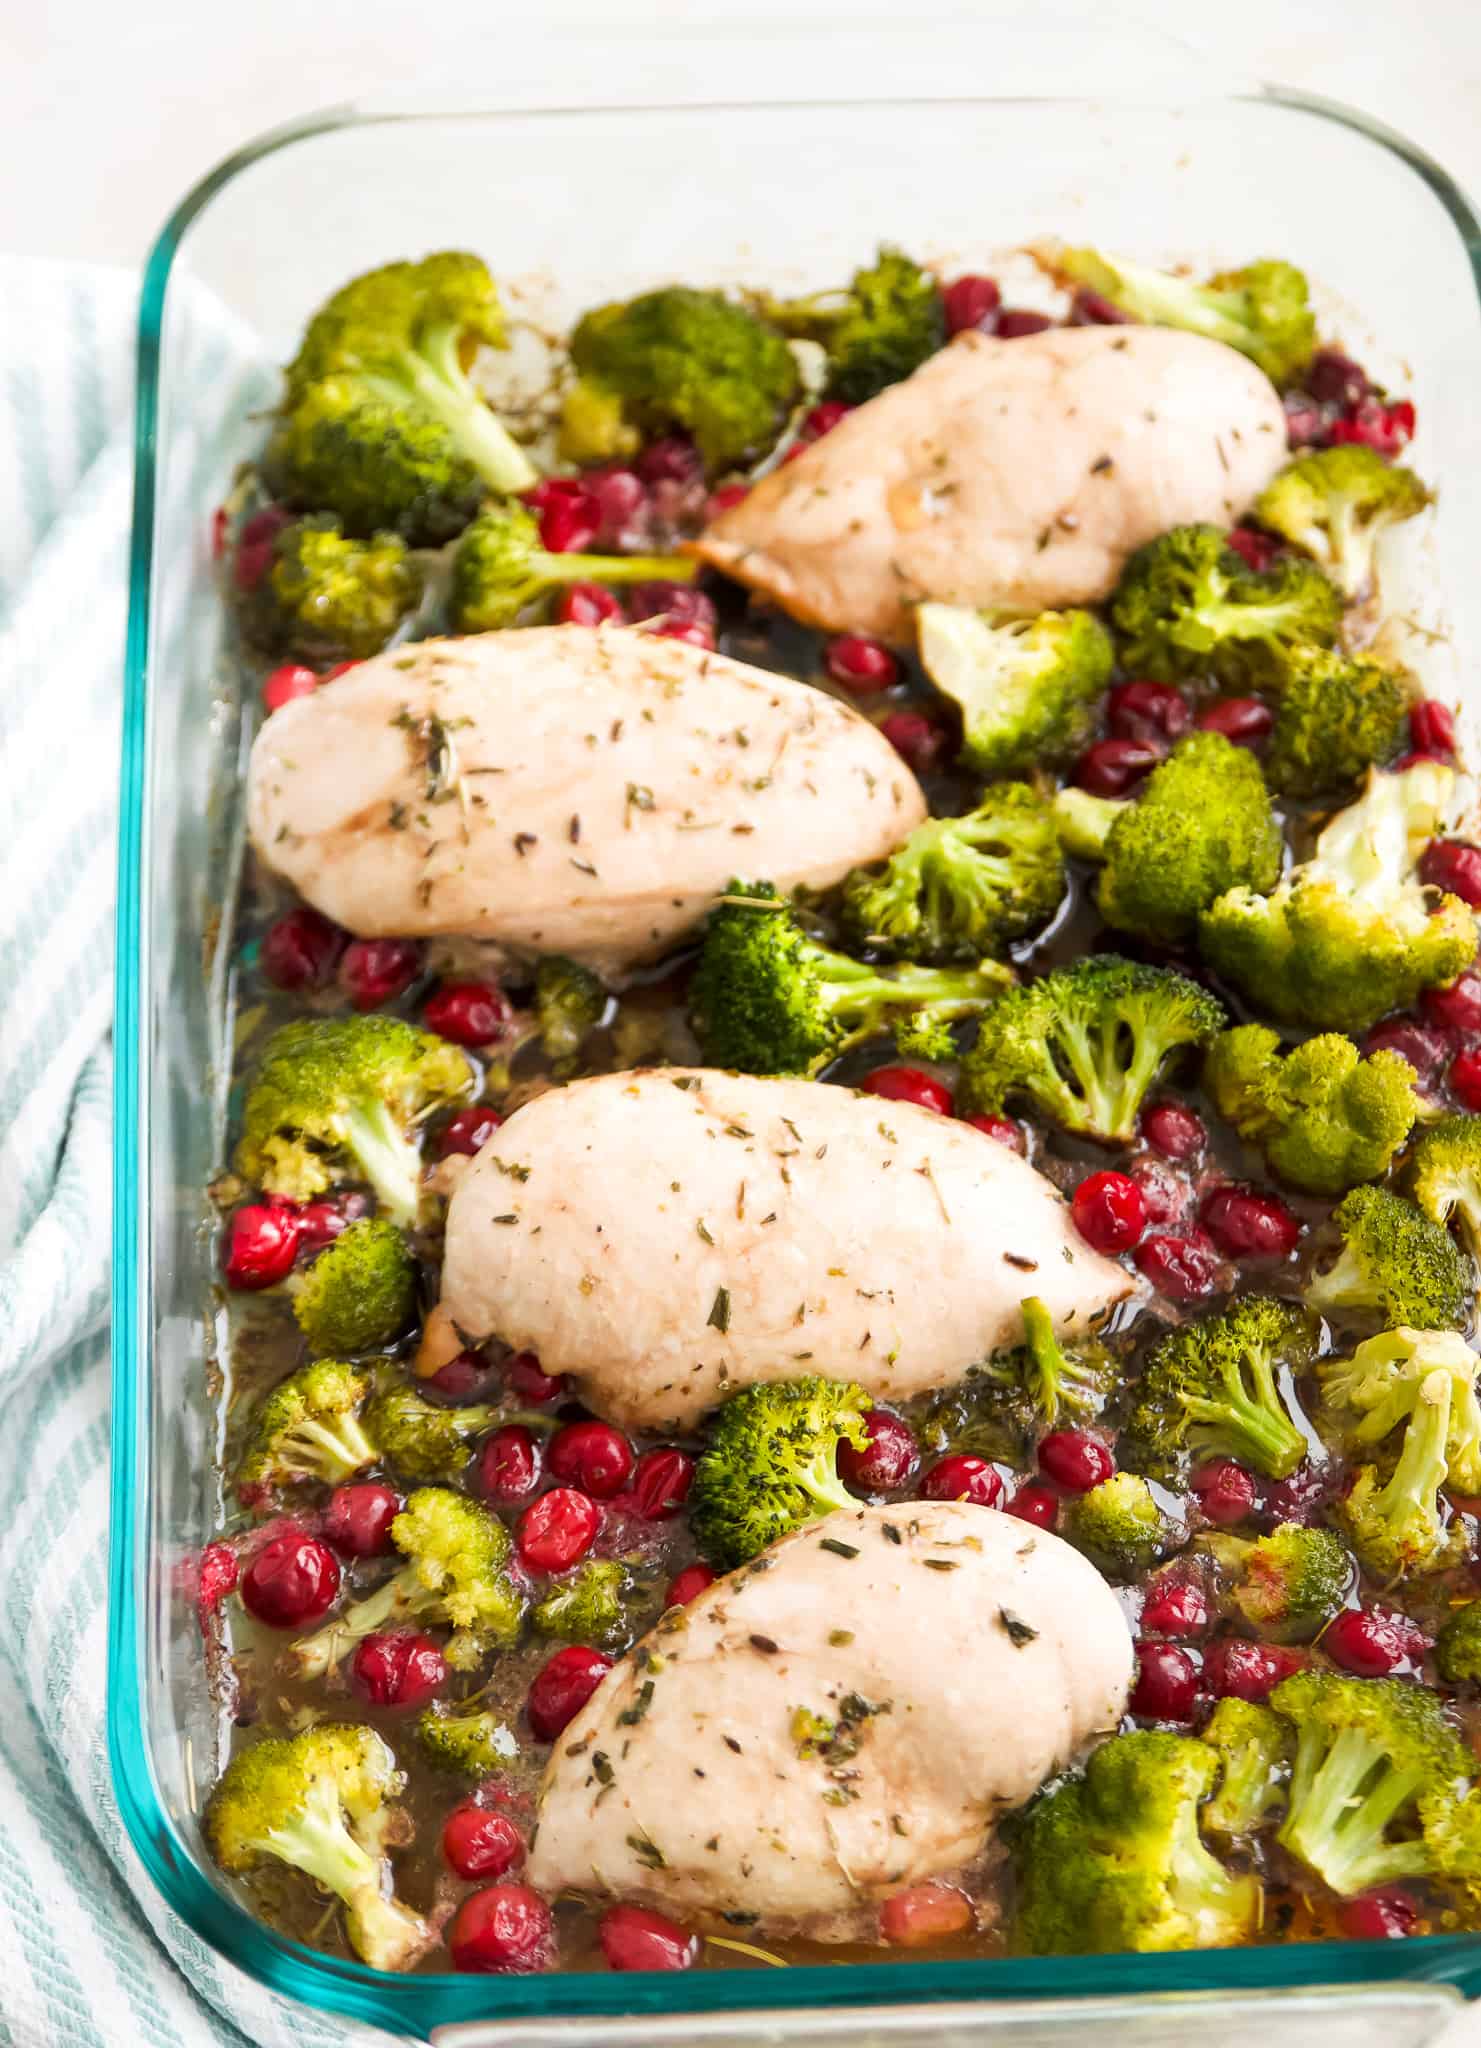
1200,760 -> 1477,1032
204,1724 -> 429,1971
917,1305 -> 1119,1460
241,515 -> 420,663
1051,249 -> 1316,385
285,1485 -> 525,1679
363,1379 -> 543,1483
958,954 -> 1224,1144
689,1377 -> 872,1570
1010,1730 -> 1260,1955
1200,1698 -> 1292,1841
236,1014 -> 473,1229
758,247 -> 945,402
1306,1186 -> 1470,1333
1109,525 -> 1342,690
534,956 -> 609,1060
1262,644 -> 1410,798
1271,1669 -> 1473,1896
266,252 -> 535,543
1064,1473 -> 1168,1580
1125,1296 -> 1316,1481
1254,444 -> 1432,600
1204,1024 -> 1420,1199
532,1561 -> 635,1647
1206,1523 -> 1352,1641
564,287 -> 800,473
689,881 -> 1009,1077
915,601 -> 1115,778
1333,1380 -> 1467,1579
235,1360 -> 377,1501
839,785 -> 1066,964
1409,1114 -> 1481,1259
288,1217 -> 418,1357
1053,786 -> 1123,862
415,1700 -> 520,1776
450,502 -> 698,633
1014,1297 -> 1122,1430
1436,1603 -> 1481,1684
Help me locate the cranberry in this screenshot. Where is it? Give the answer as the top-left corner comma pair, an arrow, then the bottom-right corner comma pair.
1307,350 -> 1371,408
629,1447 -> 695,1520
1038,1430 -> 1114,1493
1422,972 -> 1481,1039
1338,1888 -> 1420,1941
1107,680 -> 1192,745
995,309 -> 1054,338
296,1197 -> 354,1250
1204,1636 -> 1299,1701
1283,396 -> 1326,447
235,505 -> 292,591
879,1882 -> 973,1946
1074,737 -> 1162,797
825,634 -> 900,695
240,1534 -> 339,1629
920,1454 -> 1004,1507
1071,1170 -> 1146,1255
626,581 -> 716,633
964,1112 -> 1026,1153
943,274 -> 1002,335
1451,1050 -> 1481,1112
424,980 -> 515,1048
547,1421 -> 634,1500
1199,1185 -> 1302,1260
1069,288 -> 1134,326
1362,1017 -> 1448,1084
517,1488 -> 601,1572
599,1904 -> 699,1972
221,1202 -> 301,1290
1141,1580 -> 1210,1638
554,582 -> 625,628
1130,1641 -> 1198,1721
1141,1101 -> 1206,1160
1420,839 -> 1481,908
637,436 -> 703,485
439,1105 -> 503,1158
666,1562 -> 716,1607
340,937 -> 421,1010
1006,1483 -> 1058,1529
1135,1232 -> 1224,1301
863,1065 -> 953,1115
653,619 -> 717,650
259,907 -> 344,991
324,1482 -> 401,1558
1128,1157 -> 1188,1227
1263,1463 -> 1330,1528
1225,525 -> 1280,573
443,1805 -> 525,1882
261,662 -> 319,712
319,661 -> 359,684
706,482 -> 750,519
526,1645 -> 613,1741
352,1630 -> 447,1709
1330,399 -> 1414,458
1195,697 -> 1273,747
506,1352 -> 567,1404
1410,700 -> 1457,761
584,466 -> 648,541
198,1542 -> 239,1615
878,710 -> 945,773
800,400 -> 854,440
838,1410 -> 919,1495
538,488 -> 600,554
449,1884 -> 555,1974
423,1351 -> 493,1407
476,1425 -> 543,1505
1192,1458 -> 1258,1527
1326,1607 -> 1411,1678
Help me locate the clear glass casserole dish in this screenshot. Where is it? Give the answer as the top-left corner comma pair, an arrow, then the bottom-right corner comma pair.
110,21 -> 1481,2041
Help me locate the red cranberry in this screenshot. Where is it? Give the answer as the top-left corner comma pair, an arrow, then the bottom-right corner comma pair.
439,1105 -> 503,1158
1039,1430 -> 1114,1493
1199,1185 -> 1302,1260
426,1350 -> 496,1404
1363,1017 -> 1448,1084
1205,1636 -> 1299,1701
554,582 -> 624,628
1140,1101 -> 1206,1160
599,1904 -> 699,1972
547,1421 -> 634,1500
260,907 -> 344,991
1071,1171 -> 1146,1255
1338,1888 -> 1420,1941
920,1454 -> 1004,1507
1130,1642 -> 1198,1721
198,1542 -> 239,1616
636,436 -> 703,485
1196,697 -> 1273,747
1006,1483 -> 1058,1529
1326,1607 -> 1410,1678
1135,1232 -> 1224,1301
878,710 -> 945,774
1283,395 -> 1326,447
1141,1580 -> 1210,1638
1074,737 -> 1162,797
476,1426 -> 543,1505
1420,839 -> 1481,908
296,1197 -> 355,1250
352,1630 -> 447,1708
506,1352 -> 566,1404
1192,1458 -> 1258,1527
838,1410 -> 919,1495
526,1645 -> 613,1741
800,400 -> 854,440
1422,972 -> 1481,1039
221,1202 -> 301,1290
261,663 -> 319,712
995,309 -> 1054,338
340,937 -> 421,1010
878,1882 -> 973,1946
1225,525 -> 1280,573
825,634 -> 900,695
240,1534 -> 339,1629
863,1065 -> 953,1115
1069,288 -> 1134,326
629,1447 -> 695,1520
584,465 -> 648,539
1263,1462 -> 1329,1527
944,275 -> 1001,335
424,980 -> 515,1048
517,1488 -> 601,1572
538,488 -> 600,554
626,580 -> 716,632
964,1112 -> 1025,1153
318,661 -> 359,684
1410,700 -> 1457,761
324,1482 -> 401,1558
1107,680 -> 1192,745
1330,399 -> 1414,458
1451,1050 -> 1481,1112
652,619 -> 716,650
1128,1157 -> 1188,1227
449,1884 -> 555,1974
235,506 -> 293,592
1307,350 -> 1371,408
706,483 -> 750,519
443,1805 -> 525,1882
666,1563 -> 716,1607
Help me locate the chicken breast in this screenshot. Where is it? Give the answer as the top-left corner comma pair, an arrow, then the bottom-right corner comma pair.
529,1501 -> 1133,1937
245,626 -> 925,979
692,326 -> 1290,643
440,1069 -> 1140,1431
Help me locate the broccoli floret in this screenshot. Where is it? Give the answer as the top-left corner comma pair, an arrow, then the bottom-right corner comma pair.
1015,1297 -> 1122,1429
915,602 -> 1115,778
1409,1114 -> 1481,1260
532,1561 -> 634,1646
1200,1698 -> 1292,1841
237,1014 -> 472,1229
565,287 -> 800,473
1254,445 -> 1431,599
415,1700 -> 520,1777
286,1485 -> 525,1679
1125,1296 -> 1316,1481
1206,1524 -> 1352,1642
919,1303 -> 1119,1458
1205,1024 -> 1420,1199
958,954 -> 1224,1144
759,247 -> 945,403
1053,786 -> 1123,862
1052,249 -> 1315,385
1010,1730 -> 1259,1955
1262,644 -> 1410,798
1271,1669 -> 1473,1896
1200,760 -> 1477,1032
241,515 -> 420,663
288,1217 -> 418,1357
689,1377 -> 872,1570
266,252 -> 535,543
205,1724 -> 429,1971
1307,1186 -> 1470,1333
1436,1603 -> 1481,1684
1064,1473 -> 1168,1580
1109,525 -> 1342,689
364,1379 -> 525,1483
840,785 -> 1066,964
450,502 -> 698,633
235,1360 -> 378,1499
690,881 -> 1009,1077
534,956 -> 609,1060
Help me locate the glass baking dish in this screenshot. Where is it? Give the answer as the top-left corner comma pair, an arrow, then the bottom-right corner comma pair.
110,19 -> 1481,2041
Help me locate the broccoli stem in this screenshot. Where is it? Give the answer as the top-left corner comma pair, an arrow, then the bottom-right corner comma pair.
537,552 -> 699,590
1049,1013 -> 1158,1143
1281,1726 -> 1432,1895
281,1413 -> 380,1486
811,946 -> 1001,1040
338,1098 -> 427,1229
267,1773 -> 382,1899
1021,1298 -> 1068,1425
345,1888 -> 437,1975
1183,1347 -> 1307,1478
1371,1370 -> 1452,1535
373,322 -> 537,495
285,1564 -> 425,1681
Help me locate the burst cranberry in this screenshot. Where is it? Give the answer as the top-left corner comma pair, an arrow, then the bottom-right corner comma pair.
476,1426 -> 543,1505
547,1421 -> 634,1500
235,506 -> 292,591
1191,1459 -> 1258,1527
340,937 -> 420,1010
864,1065 -> 953,1115
626,580 -> 717,632
260,907 -> 344,990
1006,1483 -> 1058,1529
526,1645 -> 613,1741
825,634 -> 900,694
554,582 -> 624,627
1330,399 -> 1414,458
1423,972 -> 1481,1038
1283,396 -> 1325,447
654,619 -> 717,650
584,465 -> 647,539
240,1534 -> 339,1629
1195,697 -> 1273,747
297,1197 -> 356,1250
221,1202 -> 302,1290
517,1488 -> 601,1572
1107,680 -> 1192,745
449,1884 -> 555,1974
506,1352 -> 566,1404
637,436 -> 702,485
324,1482 -> 401,1557
1069,288 -> 1133,326
964,1112 -> 1026,1152
424,980 -> 515,1047
1410,700 -> 1457,761
1326,1607 -> 1410,1678
537,487 -> 600,554
439,1105 -> 503,1158
1225,525 -> 1280,573
198,1542 -> 239,1615
1141,1101 -> 1206,1160
1420,839 -> 1481,907
1338,1888 -> 1420,1941
920,1454 -> 1004,1507
629,1447 -> 695,1520
943,274 -> 1001,335
1128,1157 -> 1188,1227
666,1563 -> 716,1607
1450,1050 -> 1481,1112
1199,1185 -> 1302,1260
426,1351 -> 496,1404
352,1630 -> 447,1709
706,482 -> 750,518
1071,1171 -> 1146,1255
1135,1232 -> 1223,1301
839,1410 -> 919,1495
995,309 -> 1054,338
1039,1430 -> 1114,1493
443,1805 -> 525,1882
599,1904 -> 699,1972
1141,1581 -> 1210,1638
261,662 -> 319,712
1130,1642 -> 1198,1721
879,1882 -> 973,1946
1363,1017 -> 1448,1084
1263,1463 -> 1330,1527
1205,1637 -> 1299,1701
878,710 -> 945,773
1307,349 -> 1371,408
800,400 -> 853,440
1074,737 -> 1161,796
